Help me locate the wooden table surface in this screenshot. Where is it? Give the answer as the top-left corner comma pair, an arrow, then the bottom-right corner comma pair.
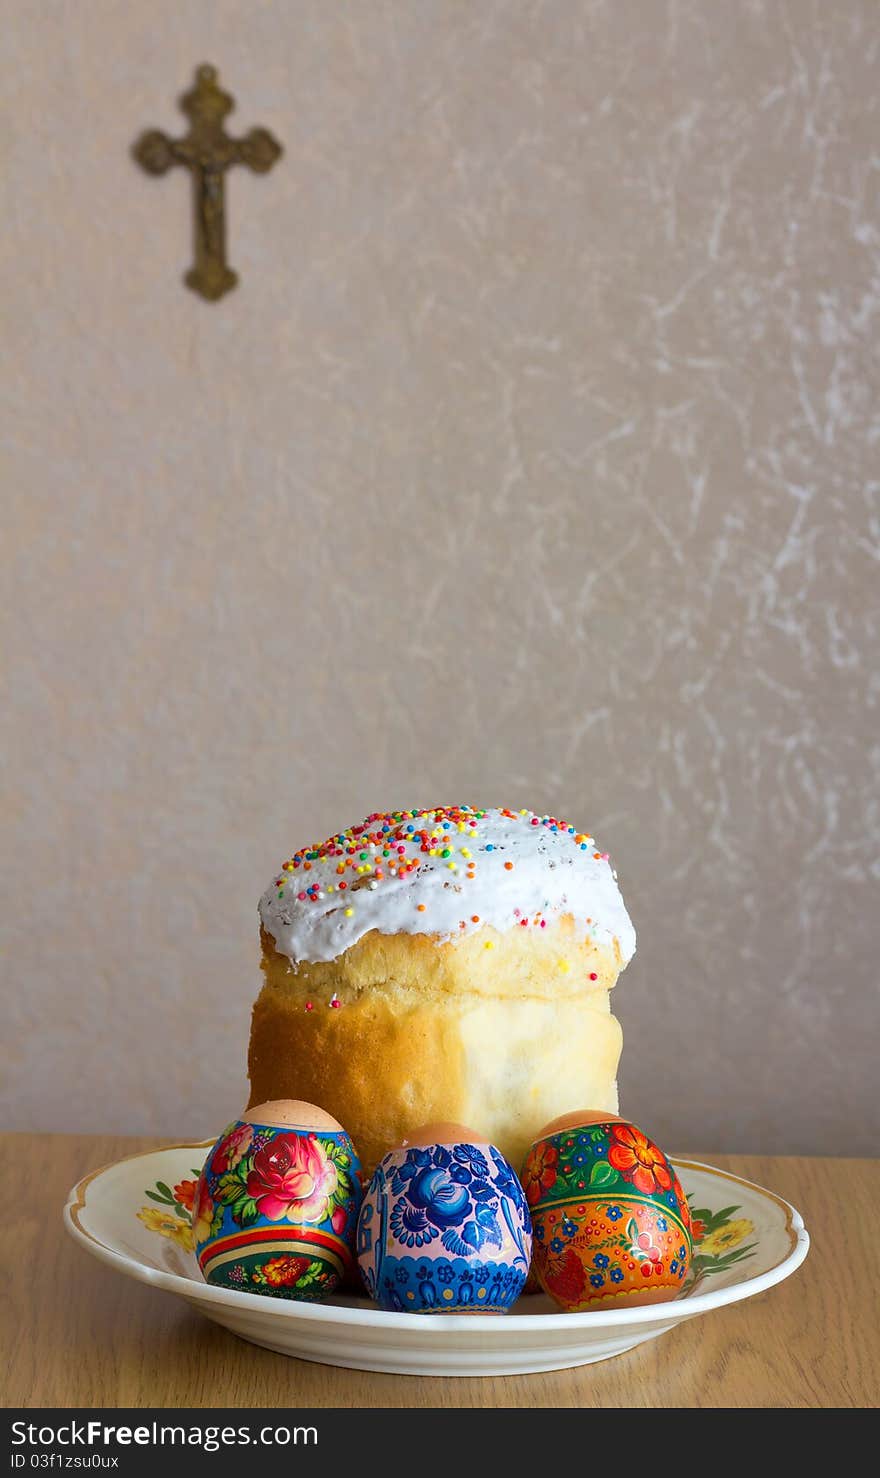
2,1135 -> 877,1408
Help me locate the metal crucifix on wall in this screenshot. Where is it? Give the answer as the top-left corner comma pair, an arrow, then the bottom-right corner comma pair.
133,65 -> 282,301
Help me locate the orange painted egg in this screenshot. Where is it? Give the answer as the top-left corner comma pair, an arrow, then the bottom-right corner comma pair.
521,1111 -> 692,1311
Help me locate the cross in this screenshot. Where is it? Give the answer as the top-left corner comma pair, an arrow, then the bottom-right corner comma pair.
133,64 -> 282,301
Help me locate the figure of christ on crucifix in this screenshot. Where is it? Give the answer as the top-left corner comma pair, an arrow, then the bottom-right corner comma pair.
133,65 -> 282,301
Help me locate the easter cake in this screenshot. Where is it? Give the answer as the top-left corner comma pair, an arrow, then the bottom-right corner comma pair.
248,806 -> 636,1173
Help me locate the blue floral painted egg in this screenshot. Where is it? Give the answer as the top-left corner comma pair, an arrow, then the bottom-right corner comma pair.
356,1121 -> 532,1313
193,1099 -> 362,1301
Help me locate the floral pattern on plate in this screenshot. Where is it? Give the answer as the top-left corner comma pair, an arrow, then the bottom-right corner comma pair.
686,1200 -> 757,1291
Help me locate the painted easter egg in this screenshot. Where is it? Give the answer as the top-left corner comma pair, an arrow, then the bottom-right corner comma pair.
522,1111 -> 692,1311
357,1121 -> 532,1313
192,1099 -> 362,1300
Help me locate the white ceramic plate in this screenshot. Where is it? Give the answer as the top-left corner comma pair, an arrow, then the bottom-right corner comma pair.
64,1142 -> 808,1376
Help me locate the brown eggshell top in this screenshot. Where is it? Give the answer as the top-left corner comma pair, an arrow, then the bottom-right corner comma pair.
242,1099 -> 346,1133
535,1109 -> 625,1140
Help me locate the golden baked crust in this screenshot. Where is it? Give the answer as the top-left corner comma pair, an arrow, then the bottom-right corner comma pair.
248,921 -> 623,1173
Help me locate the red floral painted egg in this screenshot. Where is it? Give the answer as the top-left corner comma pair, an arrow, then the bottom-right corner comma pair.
521,1111 -> 692,1311
193,1099 -> 362,1301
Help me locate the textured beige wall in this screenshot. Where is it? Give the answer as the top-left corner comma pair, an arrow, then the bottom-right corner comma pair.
2,2 -> 877,1154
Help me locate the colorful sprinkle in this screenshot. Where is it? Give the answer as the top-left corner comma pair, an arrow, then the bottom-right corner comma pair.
263,807 -> 626,955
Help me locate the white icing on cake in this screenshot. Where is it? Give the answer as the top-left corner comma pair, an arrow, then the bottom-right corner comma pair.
259,806 -> 636,968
